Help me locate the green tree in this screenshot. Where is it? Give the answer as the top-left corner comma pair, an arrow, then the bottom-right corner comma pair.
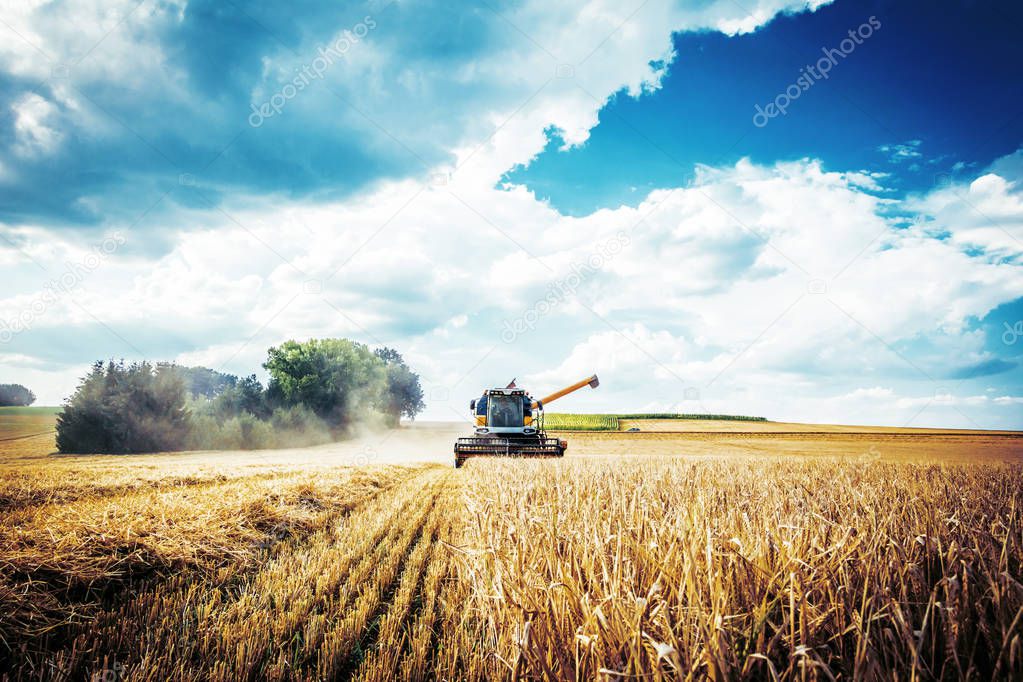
210,374 -> 269,419
163,365 -> 238,399
0,383 -> 35,406
56,361 -> 191,454
374,347 -> 425,426
264,338 -> 387,427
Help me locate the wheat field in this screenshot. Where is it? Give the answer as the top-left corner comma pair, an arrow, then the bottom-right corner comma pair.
1,419 -> 1022,680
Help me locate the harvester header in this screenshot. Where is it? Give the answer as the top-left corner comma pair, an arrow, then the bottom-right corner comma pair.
454,373 -> 599,468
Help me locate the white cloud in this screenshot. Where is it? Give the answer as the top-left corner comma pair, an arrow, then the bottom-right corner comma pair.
5,148 -> 1023,426
0,0 -> 183,85
908,173 -> 1023,259
2,0 -> 1021,431
11,93 -> 62,157
878,139 -> 923,163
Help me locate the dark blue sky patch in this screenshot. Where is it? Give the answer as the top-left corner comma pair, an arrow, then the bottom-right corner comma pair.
507,0 -> 1023,216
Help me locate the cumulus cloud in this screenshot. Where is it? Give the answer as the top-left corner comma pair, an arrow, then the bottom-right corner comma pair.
2,0 -> 1022,430
0,0 -> 829,225
510,155 -> 1023,427
7,147 -> 1021,428
907,172 -> 1023,260
11,93 -> 63,157
878,139 -> 923,163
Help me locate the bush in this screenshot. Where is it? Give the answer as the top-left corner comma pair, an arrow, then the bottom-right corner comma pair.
185,403 -> 332,451
269,404 -> 332,442
162,365 -> 238,399
185,413 -> 270,451
56,362 -> 191,454
208,375 -> 270,420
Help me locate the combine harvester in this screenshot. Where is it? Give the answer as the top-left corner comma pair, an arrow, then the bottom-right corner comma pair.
453,374 -> 599,468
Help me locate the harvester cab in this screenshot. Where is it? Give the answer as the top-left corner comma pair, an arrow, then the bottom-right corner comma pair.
453,374 -> 599,468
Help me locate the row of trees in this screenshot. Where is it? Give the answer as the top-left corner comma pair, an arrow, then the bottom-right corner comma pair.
55,338 -> 425,454
0,384 -> 35,407
264,341 -> 423,428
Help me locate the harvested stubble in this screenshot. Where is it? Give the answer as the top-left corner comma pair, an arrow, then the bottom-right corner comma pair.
0,465 -> 419,677
0,468 -> 290,513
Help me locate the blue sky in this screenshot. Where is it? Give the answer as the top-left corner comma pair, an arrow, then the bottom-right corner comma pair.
508,0 -> 1023,214
1,0 -> 1021,428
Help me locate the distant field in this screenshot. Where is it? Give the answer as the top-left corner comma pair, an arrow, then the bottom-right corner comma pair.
0,406 -> 61,415
617,412 -> 766,421
544,412 -> 1020,435
544,412 -> 764,431
541,413 -> 620,430
0,407 -> 58,460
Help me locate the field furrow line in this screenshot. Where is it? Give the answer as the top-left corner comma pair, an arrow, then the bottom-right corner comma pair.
393,507 -> 457,681
310,474 -> 447,680
342,509 -> 439,681
192,467 -> 445,682
349,473 -> 460,681
0,429 -> 56,443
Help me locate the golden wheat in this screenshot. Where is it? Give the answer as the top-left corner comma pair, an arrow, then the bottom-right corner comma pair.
451,457 -> 1023,679
1,444 -> 1021,680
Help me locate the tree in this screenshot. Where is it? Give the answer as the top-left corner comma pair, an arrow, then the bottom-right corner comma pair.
162,365 -> 238,399
373,347 -> 403,365
374,347 -> 425,426
0,384 -> 36,406
56,361 -> 191,454
52,339 -> 423,455
264,339 -> 387,427
211,374 -> 269,419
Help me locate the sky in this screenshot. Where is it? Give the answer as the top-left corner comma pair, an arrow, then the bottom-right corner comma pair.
1,0 -> 1021,429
